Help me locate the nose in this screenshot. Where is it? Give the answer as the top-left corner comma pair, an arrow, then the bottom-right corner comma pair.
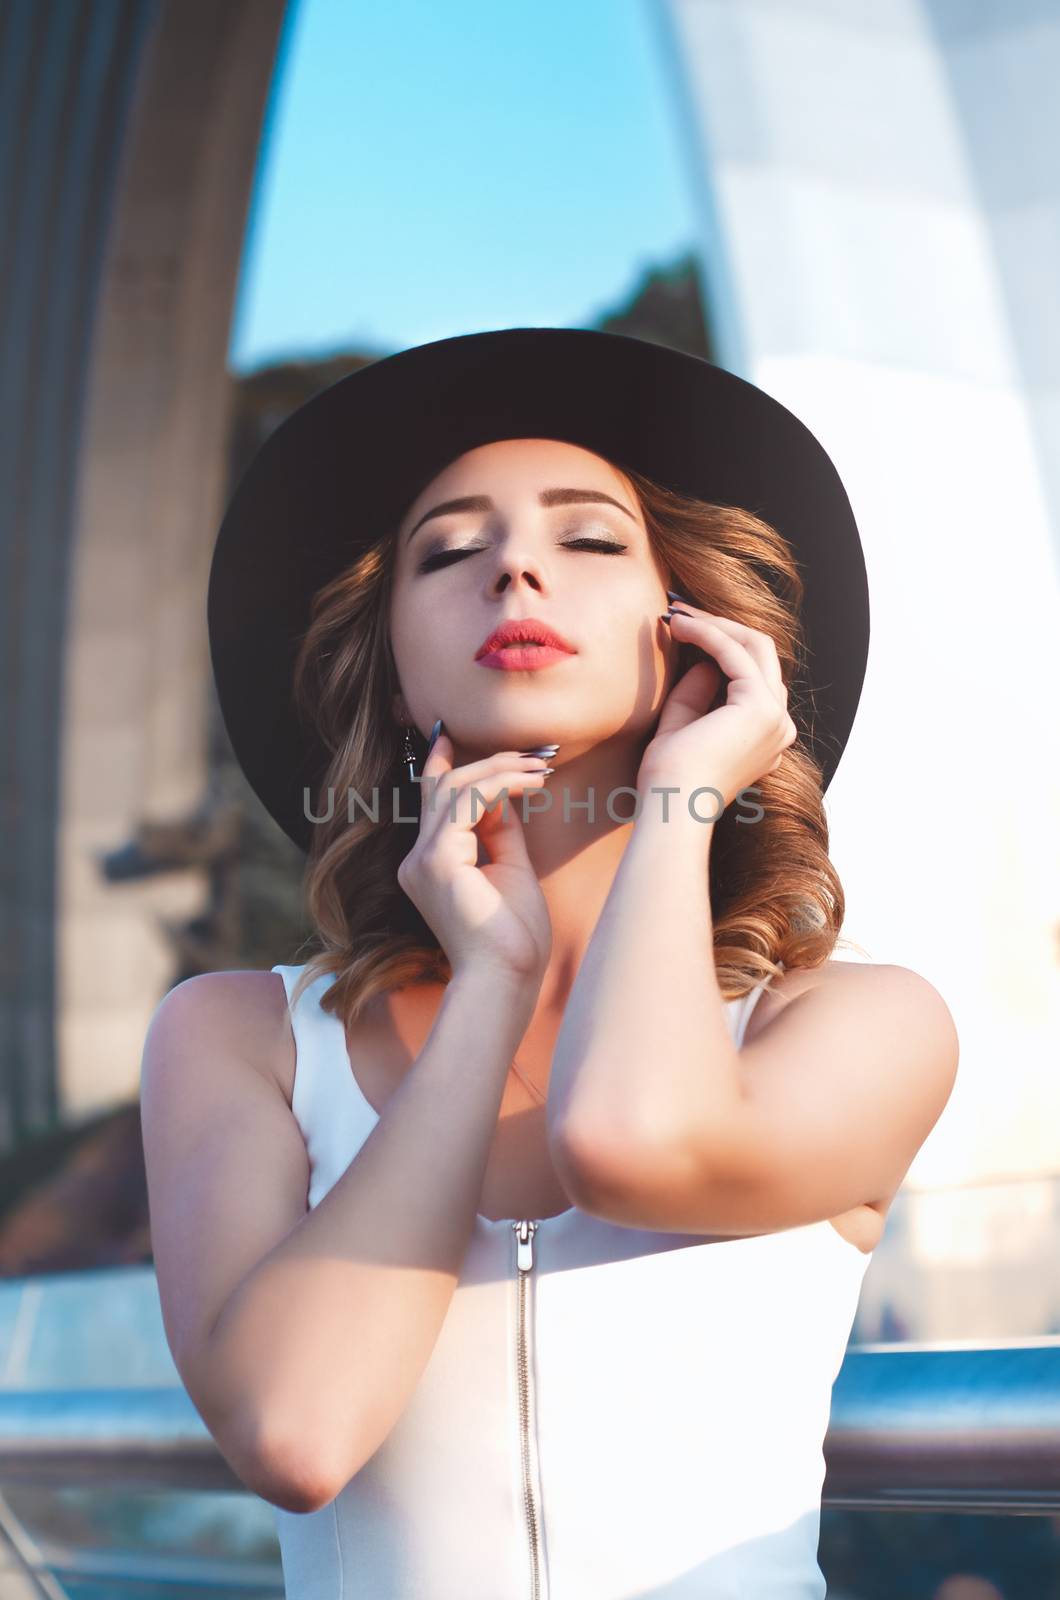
486,540 -> 547,596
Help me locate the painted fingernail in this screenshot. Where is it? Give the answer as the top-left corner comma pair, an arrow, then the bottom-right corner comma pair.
520,744 -> 560,756
426,718 -> 443,756
666,588 -> 696,606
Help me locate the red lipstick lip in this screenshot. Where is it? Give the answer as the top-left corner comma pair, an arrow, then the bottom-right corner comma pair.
474,618 -> 577,660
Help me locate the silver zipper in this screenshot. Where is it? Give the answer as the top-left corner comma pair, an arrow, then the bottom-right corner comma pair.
513,1218 -> 544,1600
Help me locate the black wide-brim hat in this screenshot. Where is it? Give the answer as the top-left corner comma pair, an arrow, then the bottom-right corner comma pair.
208,326 -> 869,854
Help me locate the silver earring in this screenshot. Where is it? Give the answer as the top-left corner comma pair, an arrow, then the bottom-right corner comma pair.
401,725 -> 417,782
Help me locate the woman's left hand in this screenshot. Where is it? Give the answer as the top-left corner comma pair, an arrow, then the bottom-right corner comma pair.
636,602 -> 799,813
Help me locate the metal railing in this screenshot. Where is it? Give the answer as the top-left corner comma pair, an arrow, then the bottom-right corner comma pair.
0,1340 -> 1055,1511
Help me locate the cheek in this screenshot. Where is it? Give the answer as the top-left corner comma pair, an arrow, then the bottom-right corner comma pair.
608,618 -> 678,707
391,595 -> 451,666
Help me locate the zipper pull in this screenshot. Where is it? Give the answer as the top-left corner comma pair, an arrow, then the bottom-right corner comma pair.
514,1218 -> 537,1272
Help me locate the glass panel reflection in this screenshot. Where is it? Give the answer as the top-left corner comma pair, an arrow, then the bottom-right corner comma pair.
0,1484 -> 283,1596
850,1179 -> 1060,1345
820,1507 -> 1060,1600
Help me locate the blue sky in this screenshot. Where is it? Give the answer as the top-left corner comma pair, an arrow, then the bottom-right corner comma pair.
228,0 -> 700,372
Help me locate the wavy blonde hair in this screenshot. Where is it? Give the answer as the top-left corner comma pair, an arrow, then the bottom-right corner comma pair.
284,459 -> 858,1029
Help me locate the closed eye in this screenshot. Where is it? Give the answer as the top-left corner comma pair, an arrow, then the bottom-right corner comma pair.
417,537 -> 627,574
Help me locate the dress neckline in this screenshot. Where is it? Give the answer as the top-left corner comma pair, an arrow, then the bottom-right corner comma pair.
317,971 -> 749,1232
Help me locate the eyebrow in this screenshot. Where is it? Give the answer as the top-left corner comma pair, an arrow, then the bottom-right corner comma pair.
404,487 -> 638,545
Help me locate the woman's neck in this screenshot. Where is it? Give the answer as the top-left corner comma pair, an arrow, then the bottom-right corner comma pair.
461,738 -> 651,1005
529,824 -> 638,1011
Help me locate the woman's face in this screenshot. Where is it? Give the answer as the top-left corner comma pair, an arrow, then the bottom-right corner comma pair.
388,437 -> 677,762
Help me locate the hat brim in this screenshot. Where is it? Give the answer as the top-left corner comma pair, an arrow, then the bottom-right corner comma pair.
207,326 -> 869,853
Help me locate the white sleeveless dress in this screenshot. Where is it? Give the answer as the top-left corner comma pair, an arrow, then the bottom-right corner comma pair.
268,962 -> 872,1599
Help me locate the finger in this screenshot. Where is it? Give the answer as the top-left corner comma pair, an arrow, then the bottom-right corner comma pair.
414,727 -> 458,851
419,754 -> 552,850
416,730 -> 540,844
669,607 -> 785,704
712,620 -> 784,702
666,609 -> 761,693
475,782 -> 538,871
445,767 -> 553,831
420,729 -> 556,791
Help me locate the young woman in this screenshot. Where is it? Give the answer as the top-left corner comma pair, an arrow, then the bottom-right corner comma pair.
140,329 -> 959,1598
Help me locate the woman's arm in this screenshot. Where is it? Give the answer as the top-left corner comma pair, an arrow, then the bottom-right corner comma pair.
546,806 -> 959,1234
546,803 -> 742,1176
546,600 -> 958,1232
141,963 -> 539,1512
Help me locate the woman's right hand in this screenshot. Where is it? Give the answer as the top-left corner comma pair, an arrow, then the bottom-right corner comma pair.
396,723 -> 555,983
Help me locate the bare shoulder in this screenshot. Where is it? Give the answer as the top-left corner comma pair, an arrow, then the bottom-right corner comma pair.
741,957 -> 959,1232
139,970 -> 313,1486
747,955 -> 961,1132
747,956 -> 957,1053
142,968 -> 294,1101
